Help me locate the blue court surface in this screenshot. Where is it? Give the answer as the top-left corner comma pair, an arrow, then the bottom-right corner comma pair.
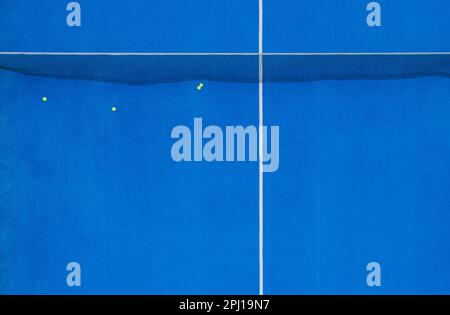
1,1 -> 450,294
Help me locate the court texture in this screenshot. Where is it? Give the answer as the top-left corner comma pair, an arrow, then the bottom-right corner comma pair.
0,0 -> 450,294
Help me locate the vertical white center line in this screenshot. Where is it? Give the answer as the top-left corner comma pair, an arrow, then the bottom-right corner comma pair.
258,0 -> 264,296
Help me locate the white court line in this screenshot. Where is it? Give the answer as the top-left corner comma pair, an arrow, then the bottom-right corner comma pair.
1,52 -> 450,55
258,0 -> 264,296
266,52 -> 450,55
0,52 -> 258,55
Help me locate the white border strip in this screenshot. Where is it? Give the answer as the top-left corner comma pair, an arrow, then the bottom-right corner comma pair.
0,52 -> 257,56
0,52 -> 450,56
266,52 -> 450,56
258,0 -> 264,296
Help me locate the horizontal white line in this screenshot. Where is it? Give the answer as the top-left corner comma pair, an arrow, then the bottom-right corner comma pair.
264,52 -> 450,56
1,52 -> 450,56
267,52 -> 450,56
0,52 -> 258,56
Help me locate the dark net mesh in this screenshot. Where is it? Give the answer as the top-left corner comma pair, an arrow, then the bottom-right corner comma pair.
0,54 -> 449,85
